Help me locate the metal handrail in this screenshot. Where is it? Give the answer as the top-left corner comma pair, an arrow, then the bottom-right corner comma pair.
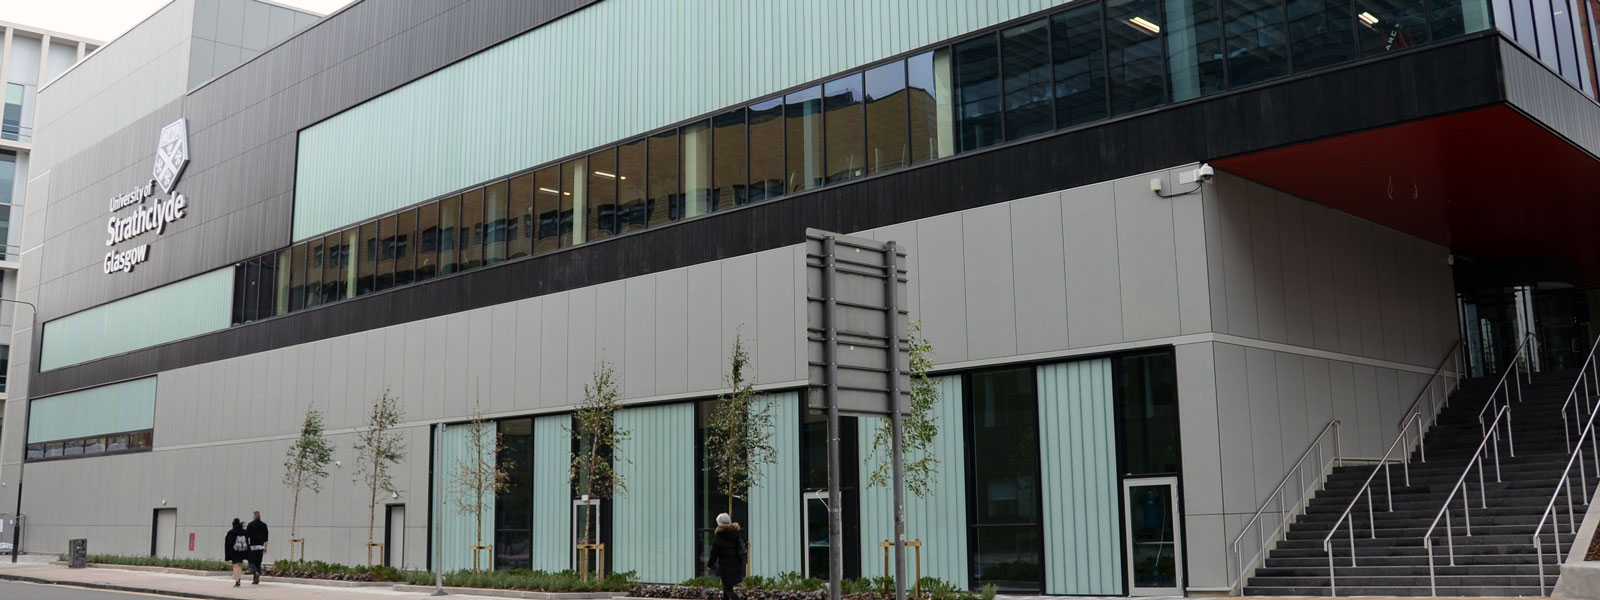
1230,419 -> 1343,592
1475,333 -> 1535,438
1396,343 -> 1465,432
1533,336 -> 1600,594
1317,343 -> 1465,594
1422,405 -> 1512,595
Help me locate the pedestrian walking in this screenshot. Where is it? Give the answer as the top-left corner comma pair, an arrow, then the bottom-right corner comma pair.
705,513 -> 746,600
224,518 -> 250,587
246,510 -> 269,585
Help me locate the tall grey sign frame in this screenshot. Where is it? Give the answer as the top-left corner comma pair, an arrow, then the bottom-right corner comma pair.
805,229 -> 911,600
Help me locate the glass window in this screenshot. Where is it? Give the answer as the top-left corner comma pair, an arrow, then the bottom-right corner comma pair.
325,232 -> 346,302
618,139 -> 648,233
338,229 -> 357,300
1002,20 -> 1055,140
682,120 -> 713,218
1,84 -> 20,141
1288,0 -> 1357,71
496,418 -> 534,570
711,109 -> 747,209
459,188 -> 485,271
417,202 -> 440,281
275,250 -> 291,316
508,173 -> 535,258
0,151 -> 14,204
824,74 -> 865,183
1555,0 -> 1583,83
129,431 -> 153,449
376,215 -> 396,291
966,368 -> 1043,592
484,180 -> 508,265
748,98 -> 786,202
1120,351 -> 1181,475
62,440 -> 83,456
394,208 -> 417,286
26,444 -> 42,460
648,130 -> 679,227
586,150 -> 620,241
439,195 -> 459,275
561,158 -> 588,246
0,345 -> 8,393
288,243 -> 307,312
696,400 -> 750,566
305,238 -> 324,307
357,221 -> 378,295
108,435 -> 128,452
1107,0 -> 1168,114
232,261 -> 248,325
245,258 -> 260,322
534,166 -> 561,253
1053,5 -> 1110,127
85,437 -> 105,454
1513,0 -> 1538,48
45,442 -> 63,457
785,85 -> 824,193
258,253 -> 277,318
1355,0 -> 1430,55
955,35 -> 1003,151
1168,0 -> 1226,99
864,61 -> 909,175
908,49 -> 956,164
1223,0 -> 1289,88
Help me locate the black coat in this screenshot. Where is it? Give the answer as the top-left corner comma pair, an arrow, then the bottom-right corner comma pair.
224,527 -> 251,562
246,519 -> 269,548
706,524 -> 746,582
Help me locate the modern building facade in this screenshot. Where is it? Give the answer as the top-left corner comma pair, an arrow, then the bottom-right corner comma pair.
6,0 -> 1599,596
0,21 -> 100,436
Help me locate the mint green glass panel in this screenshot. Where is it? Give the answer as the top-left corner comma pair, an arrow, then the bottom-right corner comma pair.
747,391 -> 800,576
293,0 -> 1079,241
40,268 -> 233,371
531,415 -> 571,571
28,376 -> 157,443
433,421 -> 498,572
1037,359 -> 1122,595
857,377 -> 968,585
613,402 -> 694,583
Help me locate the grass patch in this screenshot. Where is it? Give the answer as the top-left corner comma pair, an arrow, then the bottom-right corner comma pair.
635,574 -> 997,600
77,555 -> 233,571
426,569 -> 637,592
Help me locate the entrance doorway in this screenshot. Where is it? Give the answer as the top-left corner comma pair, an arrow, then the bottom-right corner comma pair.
152,508 -> 177,558
802,491 -> 829,579
1123,478 -> 1183,596
385,505 -> 405,568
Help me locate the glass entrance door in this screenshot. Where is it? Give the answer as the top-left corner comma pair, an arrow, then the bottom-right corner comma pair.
1123,477 -> 1182,596
802,491 -> 830,579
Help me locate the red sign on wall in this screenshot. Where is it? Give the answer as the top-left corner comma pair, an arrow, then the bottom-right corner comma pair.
188,533 -> 195,552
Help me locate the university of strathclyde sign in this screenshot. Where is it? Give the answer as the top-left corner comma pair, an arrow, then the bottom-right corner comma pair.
103,118 -> 191,275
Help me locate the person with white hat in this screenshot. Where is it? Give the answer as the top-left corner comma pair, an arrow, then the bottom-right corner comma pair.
706,513 -> 746,600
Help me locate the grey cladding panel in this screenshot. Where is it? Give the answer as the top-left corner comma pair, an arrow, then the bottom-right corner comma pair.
961,205 -> 1018,360
1008,192 -> 1070,355
1061,183 -> 1123,348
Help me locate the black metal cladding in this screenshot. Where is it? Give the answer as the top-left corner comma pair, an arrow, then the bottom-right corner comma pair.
30,33 -> 1513,398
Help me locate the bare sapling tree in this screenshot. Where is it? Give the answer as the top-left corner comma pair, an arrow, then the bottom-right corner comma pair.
868,321 -> 941,496
568,358 -> 630,580
451,386 -> 510,573
705,328 -> 777,515
352,389 -> 405,565
282,405 -> 334,562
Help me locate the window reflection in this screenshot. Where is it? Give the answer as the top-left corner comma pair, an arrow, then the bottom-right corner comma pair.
618,139 -> 648,233
1289,0 -> 1357,71
1053,5 -> 1110,126
748,98 -> 786,202
1119,351 -> 1180,475
375,215 -> 396,292
417,202 -> 439,281
357,221 -> 378,295
1107,0 -> 1167,114
484,180 -> 508,265
586,150 -> 619,242
823,74 -> 865,184
967,368 -> 1043,592
648,130 -> 679,227
955,34 -> 1003,151
682,120 -> 713,218
908,50 -> 955,163
561,158 -> 588,246
1167,0 -> 1225,100
865,62 -> 909,175
439,195 -> 459,275
289,243 -> 307,311
394,209 -> 417,286
785,86 -> 823,192
1355,0 -> 1430,54
1002,20 -> 1054,140
534,166 -> 560,253
711,109 -> 746,209
508,174 -> 534,259
1225,0 -> 1289,87
459,187 -> 485,271
305,238 -> 324,307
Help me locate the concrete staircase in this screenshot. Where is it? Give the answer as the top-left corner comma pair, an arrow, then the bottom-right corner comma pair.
1244,370 -> 1591,596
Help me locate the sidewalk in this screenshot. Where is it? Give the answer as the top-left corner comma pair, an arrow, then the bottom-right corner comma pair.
0,559 -> 516,600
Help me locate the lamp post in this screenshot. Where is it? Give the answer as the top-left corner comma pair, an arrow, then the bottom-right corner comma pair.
0,298 -> 37,564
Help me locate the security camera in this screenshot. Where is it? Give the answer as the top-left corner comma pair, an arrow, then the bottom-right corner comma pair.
1197,163 -> 1215,182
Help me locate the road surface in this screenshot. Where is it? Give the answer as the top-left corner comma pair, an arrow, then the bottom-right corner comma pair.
0,580 -> 184,599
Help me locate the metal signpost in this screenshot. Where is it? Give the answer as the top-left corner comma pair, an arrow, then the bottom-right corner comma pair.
804,229 -> 910,600
433,423 -> 447,596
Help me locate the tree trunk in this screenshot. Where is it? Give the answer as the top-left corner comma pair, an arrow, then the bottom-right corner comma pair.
289,469 -> 301,562
368,444 -> 380,546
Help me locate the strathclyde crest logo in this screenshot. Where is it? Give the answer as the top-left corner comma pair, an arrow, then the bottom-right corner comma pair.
152,118 -> 189,194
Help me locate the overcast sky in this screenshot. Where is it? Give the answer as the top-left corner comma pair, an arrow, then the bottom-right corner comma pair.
0,0 -> 355,43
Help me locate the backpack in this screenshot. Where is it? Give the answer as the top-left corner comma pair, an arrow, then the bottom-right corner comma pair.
232,533 -> 249,553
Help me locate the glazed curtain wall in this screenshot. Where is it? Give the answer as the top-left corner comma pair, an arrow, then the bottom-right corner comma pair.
40,268 -> 232,371
614,403 -> 695,583
293,0 -> 1081,241
26,376 -> 156,444
857,377 -> 969,584
434,420 -> 499,573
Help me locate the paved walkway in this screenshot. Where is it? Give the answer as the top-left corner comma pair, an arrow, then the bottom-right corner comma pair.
0,560 -> 511,600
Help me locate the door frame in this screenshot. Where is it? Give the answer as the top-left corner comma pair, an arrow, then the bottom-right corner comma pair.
801,490 -> 828,578
384,503 -> 405,568
1122,476 -> 1184,597
150,507 -> 177,558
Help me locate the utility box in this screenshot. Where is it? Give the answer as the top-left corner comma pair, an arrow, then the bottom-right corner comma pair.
67,539 -> 86,568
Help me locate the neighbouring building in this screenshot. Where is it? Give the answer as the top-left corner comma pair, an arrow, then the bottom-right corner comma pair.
6,0 -> 1600,596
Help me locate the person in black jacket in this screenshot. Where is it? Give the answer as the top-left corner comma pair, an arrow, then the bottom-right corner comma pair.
705,513 -> 746,600
224,518 -> 250,588
246,511 -> 269,585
